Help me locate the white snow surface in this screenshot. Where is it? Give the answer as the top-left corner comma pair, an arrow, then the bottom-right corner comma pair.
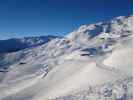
0,15 -> 133,100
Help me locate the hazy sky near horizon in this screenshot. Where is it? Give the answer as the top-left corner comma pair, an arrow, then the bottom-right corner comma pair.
0,0 -> 133,39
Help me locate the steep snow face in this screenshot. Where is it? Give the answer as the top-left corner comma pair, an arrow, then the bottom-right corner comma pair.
0,36 -> 59,53
0,15 -> 133,100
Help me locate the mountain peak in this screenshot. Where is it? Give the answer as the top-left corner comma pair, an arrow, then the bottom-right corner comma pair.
67,15 -> 133,46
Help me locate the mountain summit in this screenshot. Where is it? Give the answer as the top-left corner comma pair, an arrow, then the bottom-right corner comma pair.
67,15 -> 133,45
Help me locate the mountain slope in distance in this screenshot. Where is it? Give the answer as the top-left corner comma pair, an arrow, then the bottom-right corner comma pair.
0,35 -> 59,53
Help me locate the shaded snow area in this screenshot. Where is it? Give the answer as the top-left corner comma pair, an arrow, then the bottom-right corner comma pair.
0,15 -> 133,100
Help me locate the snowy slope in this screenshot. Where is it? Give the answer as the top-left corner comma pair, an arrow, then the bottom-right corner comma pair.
0,15 -> 133,100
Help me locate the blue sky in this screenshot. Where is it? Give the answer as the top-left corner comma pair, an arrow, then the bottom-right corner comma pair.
0,0 -> 133,39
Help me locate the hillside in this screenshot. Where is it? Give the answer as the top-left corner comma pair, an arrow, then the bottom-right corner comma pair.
0,15 -> 133,100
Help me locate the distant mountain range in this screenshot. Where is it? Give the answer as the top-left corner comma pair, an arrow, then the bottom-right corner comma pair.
0,35 -> 59,53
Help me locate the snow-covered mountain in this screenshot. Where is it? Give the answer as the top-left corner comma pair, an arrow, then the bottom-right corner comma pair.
0,35 -> 59,53
0,15 -> 133,100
